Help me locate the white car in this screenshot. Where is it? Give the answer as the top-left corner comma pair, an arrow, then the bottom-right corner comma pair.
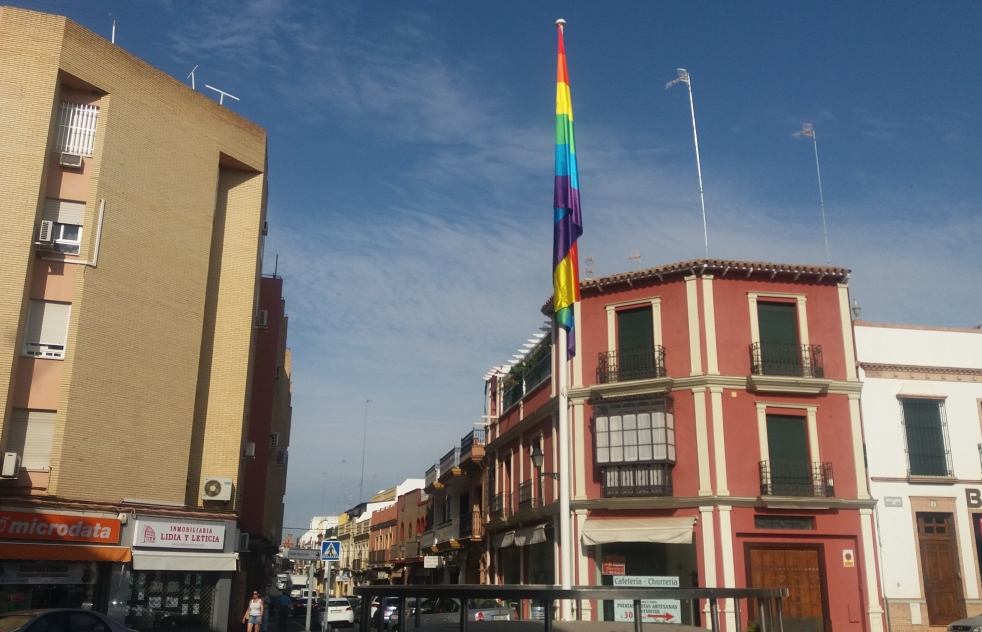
317,597 -> 356,628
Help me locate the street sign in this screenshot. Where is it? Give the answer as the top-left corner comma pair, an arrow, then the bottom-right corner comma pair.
321,540 -> 340,561
613,576 -> 681,625
423,555 -> 441,569
284,548 -> 320,561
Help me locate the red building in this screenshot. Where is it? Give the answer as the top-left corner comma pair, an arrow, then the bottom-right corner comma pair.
484,259 -> 883,632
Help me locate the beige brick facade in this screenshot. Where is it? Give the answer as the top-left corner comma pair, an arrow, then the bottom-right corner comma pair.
0,7 -> 267,511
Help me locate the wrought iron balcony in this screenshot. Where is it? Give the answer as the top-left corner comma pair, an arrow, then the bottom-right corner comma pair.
405,541 -> 420,558
490,492 -> 511,520
459,510 -> 481,539
435,518 -> 457,543
389,544 -> 404,561
518,480 -> 540,509
461,427 -> 486,451
750,342 -> 824,378
759,460 -> 834,497
597,346 -> 666,384
439,446 -> 461,474
501,351 -> 553,411
368,550 -> 390,564
601,462 -> 673,498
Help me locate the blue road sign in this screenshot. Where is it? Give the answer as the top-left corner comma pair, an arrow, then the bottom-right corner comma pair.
321,540 -> 341,561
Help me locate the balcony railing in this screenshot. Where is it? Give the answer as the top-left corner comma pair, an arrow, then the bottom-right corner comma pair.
439,446 -> 461,474
421,528 -> 436,548
490,493 -> 511,520
601,463 -> 673,498
461,427 -> 486,451
759,460 -> 834,497
389,544 -> 404,561
597,346 -> 666,384
425,464 -> 440,488
405,541 -> 420,558
459,510 -> 481,539
435,518 -> 457,543
368,550 -> 390,564
750,342 -> 824,378
501,350 -> 553,411
351,559 -> 363,571
518,480 -> 539,509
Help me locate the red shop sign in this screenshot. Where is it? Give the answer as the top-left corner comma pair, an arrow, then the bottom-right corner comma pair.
0,510 -> 120,544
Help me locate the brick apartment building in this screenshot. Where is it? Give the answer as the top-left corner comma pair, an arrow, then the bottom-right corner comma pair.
484,259 -> 884,632
0,7 -> 287,631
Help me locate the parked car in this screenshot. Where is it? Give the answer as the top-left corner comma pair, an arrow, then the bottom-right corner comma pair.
947,615 -> 982,632
0,609 -> 138,632
345,597 -> 362,622
388,598 -> 511,632
315,598 -> 355,629
293,590 -> 320,617
371,598 -> 420,630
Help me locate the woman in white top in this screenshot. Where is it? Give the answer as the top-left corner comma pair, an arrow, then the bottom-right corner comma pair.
243,590 -> 264,632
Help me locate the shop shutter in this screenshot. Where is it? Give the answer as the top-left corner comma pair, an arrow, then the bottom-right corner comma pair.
42,199 -> 86,225
8,410 -> 56,470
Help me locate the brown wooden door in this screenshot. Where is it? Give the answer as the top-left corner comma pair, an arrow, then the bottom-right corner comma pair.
747,546 -> 828,632
918,513 -> 965,625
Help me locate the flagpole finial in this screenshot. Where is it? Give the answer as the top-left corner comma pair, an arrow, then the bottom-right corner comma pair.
556,19 -> 566,27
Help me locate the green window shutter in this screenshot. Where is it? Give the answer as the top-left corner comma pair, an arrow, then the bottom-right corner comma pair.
757,302 -> 798,345
617,306 -> 653,352
902,399 -> 949,476
766,415 -> 809,464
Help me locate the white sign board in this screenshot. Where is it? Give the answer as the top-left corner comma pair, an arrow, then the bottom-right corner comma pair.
613,576 -> 682,624
423,556 -> 441,569
0,562 -> 97,585
284,548 -> 321,561
133,520 -> 225,550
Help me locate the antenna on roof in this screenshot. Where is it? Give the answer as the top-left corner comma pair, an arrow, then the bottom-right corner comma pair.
628,250 -> 641,269
109,14 -> 116,44
666,68 -> 709,258
187,65 -> 198,90
584,256 -> 595,278
204,84 -> 239,106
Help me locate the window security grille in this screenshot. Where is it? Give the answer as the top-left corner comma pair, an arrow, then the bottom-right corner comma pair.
56,102 -> 99,156
276,450 -> 287,465
270,432 -> 280,448
901,398 -> 952,477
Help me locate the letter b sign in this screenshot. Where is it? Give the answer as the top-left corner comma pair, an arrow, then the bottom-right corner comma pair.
967,488 -> 982,509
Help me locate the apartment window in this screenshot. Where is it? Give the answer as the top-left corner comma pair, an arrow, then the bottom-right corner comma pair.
56,101 -> 99,156
270,432 -> 280,448
43,199 -> 85,255
442,494 -> 453,524
901,398 -> 951,477
598,305 -> 665,383
275,450 -> 287,465
7,410 -> 56,471
23,300 -> 71,359
594,399 -> 675,465
756,302 -> 800,376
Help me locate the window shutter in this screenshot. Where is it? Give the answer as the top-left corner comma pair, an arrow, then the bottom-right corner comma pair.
8,410 -> 56,470
757,302 -> 798,345
766,414 -> 810,464
42,199 -> 85,225
24,301 -> 71,359
617,306 -> 654,352
902,399 -> 949,476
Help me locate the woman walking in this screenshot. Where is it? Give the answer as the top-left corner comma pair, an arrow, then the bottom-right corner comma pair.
243,590 -> 264,632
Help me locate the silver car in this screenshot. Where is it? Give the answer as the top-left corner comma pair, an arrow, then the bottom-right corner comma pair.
389,598 -> 511,631
948,615 -> 982,632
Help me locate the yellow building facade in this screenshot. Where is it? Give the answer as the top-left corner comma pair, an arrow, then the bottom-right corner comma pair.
0,7 -> 269,630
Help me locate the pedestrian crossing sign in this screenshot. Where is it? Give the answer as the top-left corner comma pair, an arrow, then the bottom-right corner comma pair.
321,540 -> 340,561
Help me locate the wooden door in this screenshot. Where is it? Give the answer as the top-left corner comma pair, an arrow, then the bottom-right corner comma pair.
747,546 -> 828,632
918,513 -> 965,625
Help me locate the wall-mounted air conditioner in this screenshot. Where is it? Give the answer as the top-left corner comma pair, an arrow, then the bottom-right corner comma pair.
37,220 -> 54,247
2,453 -> 21,478
201,476 -> 233,502
256,310 -> 268,328
262,221 -> 269,236
59,153 -> 84,169
243,442 -> 256,459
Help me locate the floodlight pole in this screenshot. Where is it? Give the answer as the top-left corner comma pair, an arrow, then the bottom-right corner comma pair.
667,70 -> 709,258
810,128 -> 830,264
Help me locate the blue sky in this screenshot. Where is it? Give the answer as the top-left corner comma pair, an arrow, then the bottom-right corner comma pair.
17,0 -> 982,534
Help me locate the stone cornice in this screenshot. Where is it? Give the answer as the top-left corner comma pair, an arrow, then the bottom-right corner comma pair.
861,362 -> 982,382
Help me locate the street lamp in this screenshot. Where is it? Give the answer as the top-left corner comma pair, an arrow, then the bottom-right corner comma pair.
530,446 -> 558,480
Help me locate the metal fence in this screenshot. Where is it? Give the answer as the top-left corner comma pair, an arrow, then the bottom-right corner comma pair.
353,584 -> 788,632
597,346 -> 666,384
759,460 -> 834,497
56,102 -> 99,156
601,462 -> 673,498
750,342 -> 824,378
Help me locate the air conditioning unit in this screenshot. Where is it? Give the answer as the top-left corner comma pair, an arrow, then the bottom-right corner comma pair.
276,450 -> 287,466
262,221 -> 269,236
37,220 -> 54,246
201,476 -> 233,502
237,530 -> 250,551
256,310 -> 268,328
243,442 -> 256,459
59,153 -> 84,168
1,453 -> 20,478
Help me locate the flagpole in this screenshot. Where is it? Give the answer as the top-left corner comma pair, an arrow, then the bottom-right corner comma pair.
667,69 -> 708,258
811,128 -> 830,265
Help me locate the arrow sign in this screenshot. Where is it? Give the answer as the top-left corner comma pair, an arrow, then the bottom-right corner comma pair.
321,539 -> 340,561
649,613 -> 675,621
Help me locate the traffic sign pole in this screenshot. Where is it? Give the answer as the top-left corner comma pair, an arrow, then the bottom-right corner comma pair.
305,561 -> 314,632
319,540 -> 340,632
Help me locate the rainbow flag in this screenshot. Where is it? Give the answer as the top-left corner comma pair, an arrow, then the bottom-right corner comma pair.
553,21 -> 583,359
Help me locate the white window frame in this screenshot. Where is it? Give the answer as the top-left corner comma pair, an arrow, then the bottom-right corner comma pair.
754,402 -> 820,464
747,292 -> 810,347
605,297 -> 662,354
53,222 -> 82,255
594,399 -> 676,465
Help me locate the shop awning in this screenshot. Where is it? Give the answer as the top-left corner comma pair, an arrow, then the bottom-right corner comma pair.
492,531 -> 514,548
132,551 -> 238,572
580,517 -> 695,546
0,543 -> 131,562
513,525 -> 548,547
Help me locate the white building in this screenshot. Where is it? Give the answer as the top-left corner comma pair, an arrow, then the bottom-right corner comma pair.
856,321 -> 982,631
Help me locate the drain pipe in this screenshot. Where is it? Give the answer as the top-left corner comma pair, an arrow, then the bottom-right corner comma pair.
41,199 -> 105,268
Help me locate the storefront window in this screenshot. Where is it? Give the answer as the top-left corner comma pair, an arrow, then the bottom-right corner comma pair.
598,542 -> 698,625
123,570 -> 218,631
0,562 -> 98,612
